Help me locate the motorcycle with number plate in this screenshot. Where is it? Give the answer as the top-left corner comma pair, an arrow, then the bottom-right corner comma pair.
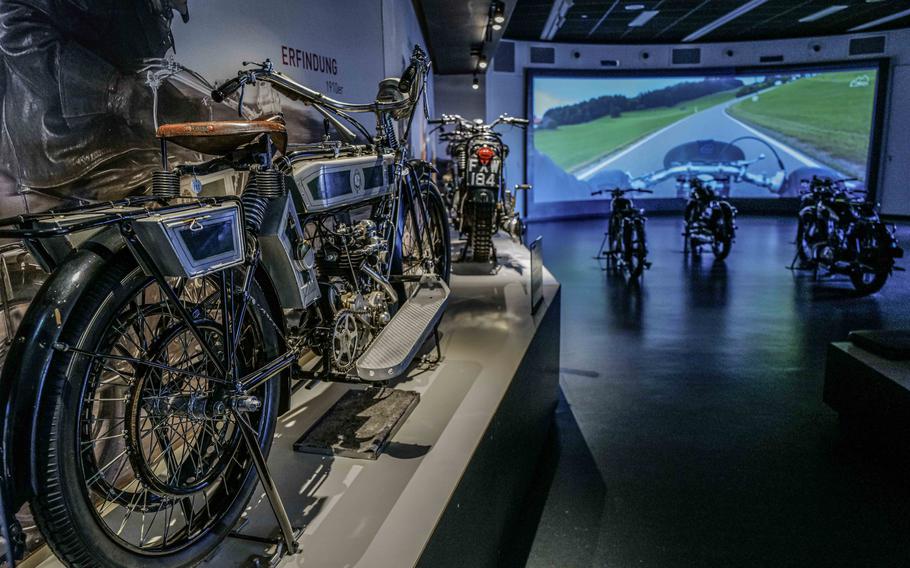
0,45 -> 450,568
683,178 -> 738,259
795,175 -> 902,294
592,187 -> 652,279
430,114 -> 530,263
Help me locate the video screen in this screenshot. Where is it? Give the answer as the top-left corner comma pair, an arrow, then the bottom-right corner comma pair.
528,65 -> 881,209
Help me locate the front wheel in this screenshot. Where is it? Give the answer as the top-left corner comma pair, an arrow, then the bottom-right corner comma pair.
850,269 -> 889,295
711,208 -> 734,260
30,251 -> 282,567
796,215 -> 817,265
622,221 -> 648,278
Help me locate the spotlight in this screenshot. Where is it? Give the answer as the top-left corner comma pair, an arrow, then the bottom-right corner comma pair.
478,54 -> 488,69
493,1 -> 506,24
492,22 -> 503,31
472,76 -> 480,90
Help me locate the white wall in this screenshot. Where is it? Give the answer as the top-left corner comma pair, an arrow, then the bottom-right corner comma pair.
480,29 -> 910,216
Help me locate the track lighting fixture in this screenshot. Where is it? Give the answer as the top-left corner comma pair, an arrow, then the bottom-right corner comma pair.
478,54 -> 488,69
472,75 -> 480,90
492,1 -> 506,24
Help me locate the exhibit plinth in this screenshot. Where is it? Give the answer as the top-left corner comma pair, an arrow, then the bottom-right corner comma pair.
824,342 -> 910,456
28,236 -> 560,568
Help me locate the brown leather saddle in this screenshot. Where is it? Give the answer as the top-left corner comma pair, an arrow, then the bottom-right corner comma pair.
157,119 -> 288,155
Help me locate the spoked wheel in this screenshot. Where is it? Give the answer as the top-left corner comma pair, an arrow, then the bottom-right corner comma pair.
396,179 -> 452,298
849,229 -> 890,295
622,221 -> 648,279
31,251 -> 281,567
711,218 -> 733,260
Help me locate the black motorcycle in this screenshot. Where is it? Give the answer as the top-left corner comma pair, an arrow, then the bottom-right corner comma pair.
683,178 -> 737,259
795,176 -> 902,294
592,188 -> 652,278
0,47 -> 450,568
431,114 -> 530,263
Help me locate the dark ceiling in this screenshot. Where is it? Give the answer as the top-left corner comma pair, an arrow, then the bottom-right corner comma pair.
505,0 -> 910,44
414,0 -> 520,75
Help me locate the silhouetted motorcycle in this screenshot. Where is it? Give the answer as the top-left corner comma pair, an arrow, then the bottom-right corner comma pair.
592,188 -> 652,278
684,178 -> 737,259
795,175 -> 902,294
431,114 -> 530,263
0,46 -> 450,568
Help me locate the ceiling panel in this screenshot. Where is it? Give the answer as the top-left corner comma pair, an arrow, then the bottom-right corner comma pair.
504,0 -> 910,44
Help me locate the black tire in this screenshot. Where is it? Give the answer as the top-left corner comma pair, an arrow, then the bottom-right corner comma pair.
796,215 -> 816,265
622,220 -> 647,279
711,207 -> 733,260
422,182 -> 452,284
30,250 -> 281,568
850,269 -> 889,295
848,224 -> 891,295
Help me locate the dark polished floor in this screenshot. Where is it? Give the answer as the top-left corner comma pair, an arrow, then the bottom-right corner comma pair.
516,215 -> 910,568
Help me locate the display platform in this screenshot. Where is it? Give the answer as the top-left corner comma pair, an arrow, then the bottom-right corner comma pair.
28,235 -> 560,568
824,342 -> 910,456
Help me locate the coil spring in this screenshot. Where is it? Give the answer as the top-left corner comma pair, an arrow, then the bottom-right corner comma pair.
241,171 -> 286,234
152,170 -> 180,199
382,114 -> 399,151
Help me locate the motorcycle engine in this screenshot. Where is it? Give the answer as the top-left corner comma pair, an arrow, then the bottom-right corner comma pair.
316,220 -> 396,372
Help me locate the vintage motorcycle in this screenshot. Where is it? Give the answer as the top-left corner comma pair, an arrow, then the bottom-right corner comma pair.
592,188 -> 652,278
683,178 -> 737,259
430,114 -> 530,263
795,175 -> 902,294
0,46 -> 451,567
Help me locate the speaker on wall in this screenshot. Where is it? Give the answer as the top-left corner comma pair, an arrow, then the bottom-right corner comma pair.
671,48 -> 700,65
493,40 -> 515,72
849,36 -> 886,56
530,46 -> 556,64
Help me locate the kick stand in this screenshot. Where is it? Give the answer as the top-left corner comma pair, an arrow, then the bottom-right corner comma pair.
234,410 -> 300,556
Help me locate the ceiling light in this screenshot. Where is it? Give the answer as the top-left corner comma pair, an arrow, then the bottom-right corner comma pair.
628,10 -> 659,27
472,76 -> 480,90
683,0 -> 769,42
492,21 -> 502,31
849,7 -> 910,31
478,54 -> 488,69
625,3 -> 646,10
799,5 -> 847,23
492,1 -> 506,24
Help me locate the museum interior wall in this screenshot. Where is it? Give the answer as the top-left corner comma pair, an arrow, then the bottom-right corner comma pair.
445,28 -> 910,218
0,0 -> 431,218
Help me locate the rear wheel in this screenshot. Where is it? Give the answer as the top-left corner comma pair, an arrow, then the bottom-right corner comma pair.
30,251 -> 281,567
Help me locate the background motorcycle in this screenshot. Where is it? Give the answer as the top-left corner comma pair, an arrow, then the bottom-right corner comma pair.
431,114 -> 530,264
795,175 -> 902,294
683,178 -> 737,259
592,187 -> 652,278
0,46 -> 450,568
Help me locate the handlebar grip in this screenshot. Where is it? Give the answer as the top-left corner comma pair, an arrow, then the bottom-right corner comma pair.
511,118 -> 530,126
639,189 -> 654,194
427,118 -> 445,125
591,190 -> 603,196
398,62 -> 418,94
211,76 -> 243,103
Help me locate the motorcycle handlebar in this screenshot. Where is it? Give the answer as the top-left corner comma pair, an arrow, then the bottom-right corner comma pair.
211,75 -> 246,103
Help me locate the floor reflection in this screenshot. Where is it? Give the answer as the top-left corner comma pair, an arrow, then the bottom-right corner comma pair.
520,215 -> 910,567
